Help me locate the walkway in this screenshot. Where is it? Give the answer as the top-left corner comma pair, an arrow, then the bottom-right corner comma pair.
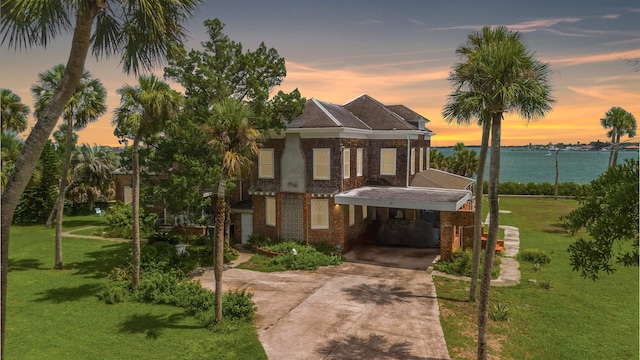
194,250 -> 451,360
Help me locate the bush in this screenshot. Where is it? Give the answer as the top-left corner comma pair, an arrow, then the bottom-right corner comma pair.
97,281 -> 130,304
518,249 -> 551,264
261,241 -> 343,270
434,249 -> 501,279
247,233 -> 277,248
103,202 -> 157,239
222,289 -> 256,323
489,302 -> 510,321
148,232 -> 181,245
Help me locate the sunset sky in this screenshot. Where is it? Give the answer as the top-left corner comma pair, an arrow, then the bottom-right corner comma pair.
1,0 -> 639,147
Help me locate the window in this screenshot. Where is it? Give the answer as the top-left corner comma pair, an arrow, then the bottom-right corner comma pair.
419,147 -> 424,171
124,186 -> 132,204
380,148 -> 396,175
410,148 -> 416,175
258,148 -> 274,179
311,199 -> 329,229
349,205 -> 355,226
362,205 -> 368,219
266,197 -> 276,226
313,149 -> 330,180
356,148 -> 363,176
343,148 -> 350,179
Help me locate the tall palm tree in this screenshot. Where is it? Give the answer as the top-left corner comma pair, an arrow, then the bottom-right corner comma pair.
113,74 -> 183,290
601,107 -> 637,168
450,142 -> 479,177
68,144 -> 119,208
445,26 -> 554,360
1,88 -> 29,134
1,2 -> 200,350
205,99 -> 260,324
32,64 -> 107,269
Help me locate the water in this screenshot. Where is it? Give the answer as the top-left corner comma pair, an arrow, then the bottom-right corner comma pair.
435,147 -> 638,184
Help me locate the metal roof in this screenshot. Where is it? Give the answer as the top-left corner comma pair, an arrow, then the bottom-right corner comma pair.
334,186 -> 473,211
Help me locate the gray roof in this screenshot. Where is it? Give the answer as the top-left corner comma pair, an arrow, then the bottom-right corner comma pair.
287,98 -> 370,130
334,185 -> 472,211
411,169 -> 475,190
343,94 -> 416,130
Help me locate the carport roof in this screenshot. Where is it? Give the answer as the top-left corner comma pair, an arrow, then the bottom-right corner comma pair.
334,186 -> 472,211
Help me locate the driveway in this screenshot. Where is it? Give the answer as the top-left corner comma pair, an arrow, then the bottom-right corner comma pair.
193,246 -> 450,360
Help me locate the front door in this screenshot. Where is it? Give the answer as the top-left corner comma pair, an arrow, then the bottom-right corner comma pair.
241,213 -> 253,244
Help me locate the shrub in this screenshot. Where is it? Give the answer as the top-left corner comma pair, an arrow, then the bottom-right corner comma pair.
489,302 -> 510,321
247,233 -> 277,248
222,289 -> 256,323
261,241 -> 343,270
148,232 -> 181,245
540,279 -> 552,290
518,248 -> 551,264
224,245 -> 239,263
97,281 -> 130,304
103,202 -> 157,239
434,249 -> 501,279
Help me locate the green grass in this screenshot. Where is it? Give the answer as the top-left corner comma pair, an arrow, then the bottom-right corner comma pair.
6,218 -> 266,360
436,197 -> 639,359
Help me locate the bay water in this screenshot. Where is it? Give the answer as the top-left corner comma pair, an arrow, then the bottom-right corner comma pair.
435,147 -> 638,184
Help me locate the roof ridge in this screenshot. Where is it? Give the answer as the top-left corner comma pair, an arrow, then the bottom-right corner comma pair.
312,98 -> 342,127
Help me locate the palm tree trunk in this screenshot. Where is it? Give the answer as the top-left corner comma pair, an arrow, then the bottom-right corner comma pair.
214,175 -> 227,324
1,6 -> 98,356
131,138 -> 141,290
53,118 -> 74,269
554,150 -> 559,200
608,131 -> 616,168
612,133 -> 621,167
45,206 -> 57,228
225,204 -> 231,248
478,113 -> 502,360
470,120 -> 490,302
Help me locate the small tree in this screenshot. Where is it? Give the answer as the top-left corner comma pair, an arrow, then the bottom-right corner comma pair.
600,107 -> 636,168
562,158 -> 639,280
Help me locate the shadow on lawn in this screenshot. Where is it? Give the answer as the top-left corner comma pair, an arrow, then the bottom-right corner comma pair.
33,283 -> 102,303
342,283 -> 435,305
8,258 -> 44,271
62,217 -> 104,229
66,243 -> 130,279
118,313 -> 201,339
316,333 -> 442,360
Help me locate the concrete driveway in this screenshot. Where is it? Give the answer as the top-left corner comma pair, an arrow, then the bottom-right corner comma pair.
194,246 -> 450,360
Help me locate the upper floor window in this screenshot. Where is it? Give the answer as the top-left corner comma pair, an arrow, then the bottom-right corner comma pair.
266,197 -> 276,226
343,148 -> 350,179
258,148 -> 274,179
380,148 -> 396,175
419,147 -> 424,171
311,199 -> 329,229
356,148 -> 363,176
410,148 -> 416,175
362,205 -> 368,219
313,149 -> 330,180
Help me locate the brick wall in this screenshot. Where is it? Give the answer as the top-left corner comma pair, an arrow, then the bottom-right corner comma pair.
366,139 -> 409,187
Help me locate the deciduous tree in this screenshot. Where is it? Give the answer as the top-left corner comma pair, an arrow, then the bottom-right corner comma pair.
563,158 -> 639,280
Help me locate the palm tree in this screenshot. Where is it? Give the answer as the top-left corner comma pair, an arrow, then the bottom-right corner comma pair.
1,88 -> 29,134
1,2 -> 200,350
205,99 -> 260,324
445,26 -> 554,360
32,64 -> 107,269
601,107 -> 637,168
113,75 -> 183,290
68,144 -> 119,208
450,142 -> 479,177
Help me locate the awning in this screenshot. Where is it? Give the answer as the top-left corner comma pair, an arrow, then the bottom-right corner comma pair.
334,186 -> 472,212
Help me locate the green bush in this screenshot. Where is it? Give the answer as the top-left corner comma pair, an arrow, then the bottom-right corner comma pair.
97,281 -> 130,304
224,245 -> 239,263
222,289 -> 256,323
103,202 -> 157,239
434,249 -> 501,279
487,181 -> 588,196
489,302 -> 510,321
518,248 -> 551,264
259,241 -> 343,270
247,233 -> 277,248
148,232 -> 181,245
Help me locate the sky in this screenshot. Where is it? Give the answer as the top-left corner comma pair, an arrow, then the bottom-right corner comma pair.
1,0 -> 639,147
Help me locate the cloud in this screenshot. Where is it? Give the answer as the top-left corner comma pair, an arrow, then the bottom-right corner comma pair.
432,17 -> 583,33
545,48 -> 640,66
602,14 -> 619,19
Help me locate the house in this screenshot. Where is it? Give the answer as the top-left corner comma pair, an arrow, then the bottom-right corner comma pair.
234,94 -> 476,260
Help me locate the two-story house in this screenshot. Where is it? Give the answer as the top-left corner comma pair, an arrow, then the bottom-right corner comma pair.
236,94 -> 476,260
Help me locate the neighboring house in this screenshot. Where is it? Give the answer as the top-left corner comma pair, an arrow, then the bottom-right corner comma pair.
235,94 -> 476,260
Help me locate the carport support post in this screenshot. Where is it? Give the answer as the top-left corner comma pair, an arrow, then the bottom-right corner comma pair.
439,211 -> 456,261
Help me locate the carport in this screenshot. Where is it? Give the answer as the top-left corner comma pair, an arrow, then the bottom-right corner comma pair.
334,170 -> 476,260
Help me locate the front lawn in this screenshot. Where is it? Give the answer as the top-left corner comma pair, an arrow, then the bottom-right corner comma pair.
5,218 -> 266,360
435,197 -> 639,359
